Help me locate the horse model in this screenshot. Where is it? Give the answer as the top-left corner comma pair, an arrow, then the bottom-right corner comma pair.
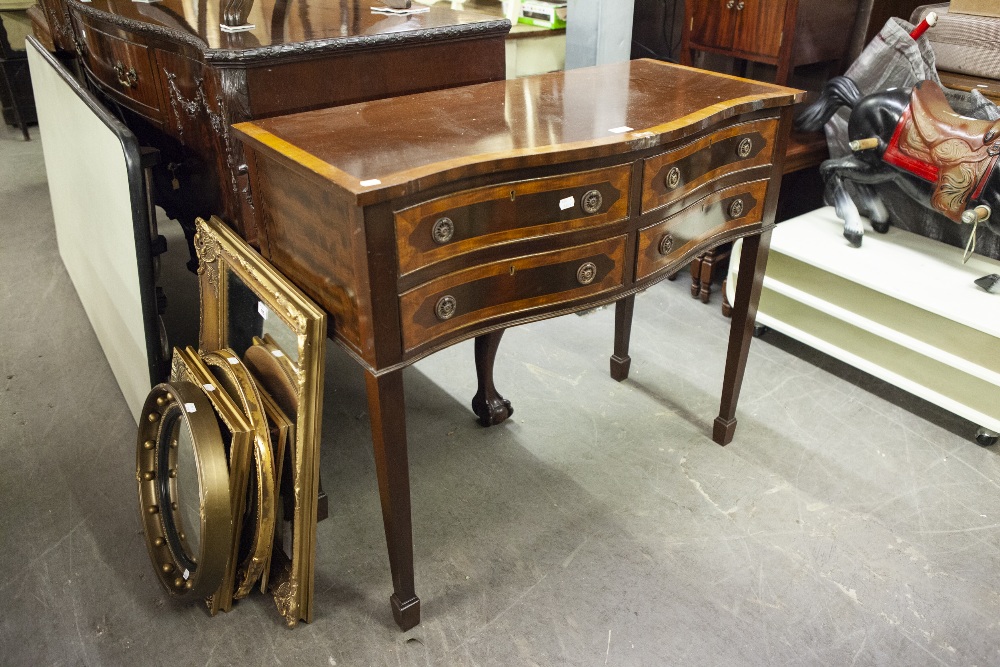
796,76 -> 1000,248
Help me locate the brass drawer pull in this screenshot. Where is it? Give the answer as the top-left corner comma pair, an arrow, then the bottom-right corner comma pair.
576,261 -> 597,285
726,0 -> 735,7
431,217 -> 454,244
737,137 -> 753,159
658,233 -> 674,256
581,190 -> 603,214
665,166 -> 681,190
114,62 -> 138,88
435,295 -> 457,321
729,197 -> 745,218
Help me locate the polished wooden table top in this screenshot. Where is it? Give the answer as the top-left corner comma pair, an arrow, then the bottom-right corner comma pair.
239,59 -> 800,204
67,0 -> 508,58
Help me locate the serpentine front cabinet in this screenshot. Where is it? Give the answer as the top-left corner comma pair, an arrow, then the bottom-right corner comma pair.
233,59 -> 802,630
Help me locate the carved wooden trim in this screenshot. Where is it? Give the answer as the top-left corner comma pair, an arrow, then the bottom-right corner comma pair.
67,2 -> 509,65
163,71 -> 203,144
205,20 -> 512,65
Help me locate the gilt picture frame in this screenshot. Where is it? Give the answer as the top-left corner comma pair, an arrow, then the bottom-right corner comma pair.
193,215 -> 326,627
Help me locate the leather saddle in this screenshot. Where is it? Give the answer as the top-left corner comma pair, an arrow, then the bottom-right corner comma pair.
909,80 -> 1000,153
887,80 -> 1000,221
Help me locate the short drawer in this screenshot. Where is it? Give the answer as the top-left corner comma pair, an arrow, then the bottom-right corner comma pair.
636,179 -> 769,280
394,165 -> 630,275
399,235 -> 627,351
641,119 -> 776,213
80,25 -> 162,120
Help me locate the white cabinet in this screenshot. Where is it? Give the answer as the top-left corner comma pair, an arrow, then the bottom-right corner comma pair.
728,207 -> 1000,441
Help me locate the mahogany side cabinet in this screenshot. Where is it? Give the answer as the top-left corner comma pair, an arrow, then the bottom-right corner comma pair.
233,59 -> 802,630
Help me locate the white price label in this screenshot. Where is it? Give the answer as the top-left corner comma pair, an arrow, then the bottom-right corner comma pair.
258,302 -> 269,320
184,402 -> 197,413
608,126 -> 633,134
559,196 -> 575,211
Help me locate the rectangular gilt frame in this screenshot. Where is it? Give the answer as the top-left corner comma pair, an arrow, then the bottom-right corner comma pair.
194,215 -> 326,626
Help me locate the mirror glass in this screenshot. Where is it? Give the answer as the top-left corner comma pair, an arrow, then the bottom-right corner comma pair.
157,410 -> 198,572
175,419 -> 201,559
226,266 -> 300,364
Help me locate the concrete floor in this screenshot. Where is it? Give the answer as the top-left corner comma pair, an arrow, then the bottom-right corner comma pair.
3,121 -> 1000,666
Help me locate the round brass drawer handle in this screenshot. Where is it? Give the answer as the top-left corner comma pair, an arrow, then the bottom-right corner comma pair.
665,166 -> 681,190
435,295 -> 457,321
576,261 -> 597,285
431,217 -> 454,244
737,137 -> 753,159
658,233 -> 675,256
581,190 -> 603,214
729,197 -> 745,218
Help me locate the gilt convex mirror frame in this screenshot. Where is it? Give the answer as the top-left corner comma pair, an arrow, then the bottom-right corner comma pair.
194,215 -> 326,627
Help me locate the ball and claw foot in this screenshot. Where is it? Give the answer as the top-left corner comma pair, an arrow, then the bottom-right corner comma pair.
472,391 -> 513,427
976,427 -> 998,447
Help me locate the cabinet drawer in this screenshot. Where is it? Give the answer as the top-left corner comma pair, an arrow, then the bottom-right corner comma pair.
641,119 -> 776,213
80,26 -> 162,120
400,235 -> 627,351
394,165 -> 630,275
636,179 -> 768,280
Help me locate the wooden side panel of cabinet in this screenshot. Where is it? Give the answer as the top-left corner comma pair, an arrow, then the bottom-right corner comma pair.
731,0 -> 789,59
688,0 -> 736,51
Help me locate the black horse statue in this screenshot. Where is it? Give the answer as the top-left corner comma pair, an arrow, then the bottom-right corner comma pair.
796,76 -> 1000,247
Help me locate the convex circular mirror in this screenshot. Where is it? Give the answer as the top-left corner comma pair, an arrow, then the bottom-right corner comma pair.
137,382 -> 232,599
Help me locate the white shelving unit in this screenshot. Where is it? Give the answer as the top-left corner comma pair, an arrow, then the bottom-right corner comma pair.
728,207 -> 1000,442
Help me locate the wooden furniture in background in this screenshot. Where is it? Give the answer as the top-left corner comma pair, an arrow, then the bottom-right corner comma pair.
0,2 -> 36,139
41,0 -> 508,260
689,243 -> 731,303
234,59 -> 801,630
680,0 -> 861,85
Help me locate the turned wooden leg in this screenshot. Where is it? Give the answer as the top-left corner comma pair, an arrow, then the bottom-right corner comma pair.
610,294 -> 635,382
714,231 -> 771,446
472,330 -> 513,427
721,279 -> 733,318
689,253 -> 704,298
699,252 -> 715,303
365,369 -> 420,630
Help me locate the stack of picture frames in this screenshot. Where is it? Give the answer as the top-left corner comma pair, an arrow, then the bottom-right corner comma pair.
136,216 -> 326,627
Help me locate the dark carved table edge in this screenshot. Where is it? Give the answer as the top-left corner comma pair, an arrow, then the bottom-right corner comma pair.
67,1 -> 510,66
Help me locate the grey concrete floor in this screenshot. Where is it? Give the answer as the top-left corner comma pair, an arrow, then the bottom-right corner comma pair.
3,121 -> 1000,667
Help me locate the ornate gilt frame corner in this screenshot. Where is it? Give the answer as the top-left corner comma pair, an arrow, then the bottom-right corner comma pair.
192,215 -> 326,627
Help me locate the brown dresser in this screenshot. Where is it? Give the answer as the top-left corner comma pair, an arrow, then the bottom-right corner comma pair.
680,0 -> 860,85
42,0 -> 509,250
233,59 -> 802,630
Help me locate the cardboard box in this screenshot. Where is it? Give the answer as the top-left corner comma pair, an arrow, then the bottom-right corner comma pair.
518,1 -> 567,29
949,0 -> 1000,19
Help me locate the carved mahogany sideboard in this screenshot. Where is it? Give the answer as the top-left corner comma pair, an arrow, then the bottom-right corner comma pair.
39,0 -> 509,251
232,59 -> 802,630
